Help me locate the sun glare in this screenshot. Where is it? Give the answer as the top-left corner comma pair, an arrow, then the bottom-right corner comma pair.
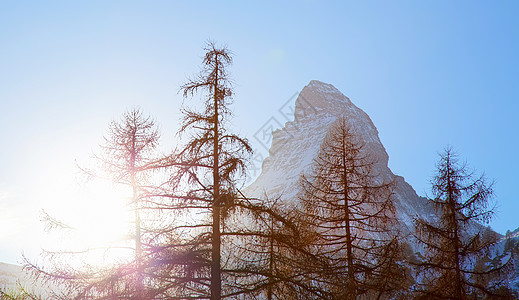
42,178 -> 135,267
76,181 -> 133,243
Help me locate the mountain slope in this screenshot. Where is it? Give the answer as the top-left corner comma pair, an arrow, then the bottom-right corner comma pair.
0,262 -> 32,294
245,80 -> 432,235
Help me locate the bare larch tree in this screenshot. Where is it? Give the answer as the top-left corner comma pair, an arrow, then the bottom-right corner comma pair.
414,148 -> 514,299
298,118 -> 407,300
168,41 -> 252,300
23,108 -> 160,299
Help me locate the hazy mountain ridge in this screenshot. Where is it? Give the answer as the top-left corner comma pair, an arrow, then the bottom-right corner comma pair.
0,261 -> 62,297
0,262 -> 33,295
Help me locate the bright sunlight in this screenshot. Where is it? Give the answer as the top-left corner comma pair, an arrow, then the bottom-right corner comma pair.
41,176 -> 135,267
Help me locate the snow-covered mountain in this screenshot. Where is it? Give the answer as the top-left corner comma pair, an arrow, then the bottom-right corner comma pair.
245,80 -> 519,292
245,80 -> 433,234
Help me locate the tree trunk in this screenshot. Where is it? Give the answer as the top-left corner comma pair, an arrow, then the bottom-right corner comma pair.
342,138 -> 354,300
211,61 -> 222,300
447,165 -> 463,299
267,216 -> 274,300
131,134 -> 143,298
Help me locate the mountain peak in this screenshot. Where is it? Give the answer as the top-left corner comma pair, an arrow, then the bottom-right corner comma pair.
247,80 -> 388,200
295,81 -> 351,117
246,80 -> 429,234
307,79 -> 337,88
306,79 -> 340,90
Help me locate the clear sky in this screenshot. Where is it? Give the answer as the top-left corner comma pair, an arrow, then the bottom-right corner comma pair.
1,1 -> 518,265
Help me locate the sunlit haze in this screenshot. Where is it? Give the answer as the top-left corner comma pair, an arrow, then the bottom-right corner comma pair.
1,1 -> 518,267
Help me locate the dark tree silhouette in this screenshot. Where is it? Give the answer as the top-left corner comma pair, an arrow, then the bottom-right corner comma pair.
163,41 -> 251,299
224,196 -> 327,300
297,118 -> 407,299
414,148 -> 514,299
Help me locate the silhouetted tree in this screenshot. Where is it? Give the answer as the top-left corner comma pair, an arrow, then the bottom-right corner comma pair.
162,41 -> 251,299
95,108 -> 159,298
224,196 -> 326,300
23,109 -> 161,299
413,148 -> 514,299
297,118 -> 407,299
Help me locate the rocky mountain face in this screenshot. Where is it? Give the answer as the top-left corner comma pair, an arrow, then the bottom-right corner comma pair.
245,80 -> 433,235
245,80 -> 519,291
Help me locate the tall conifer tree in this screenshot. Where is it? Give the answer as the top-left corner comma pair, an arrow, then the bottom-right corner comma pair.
414,148 -> 513,299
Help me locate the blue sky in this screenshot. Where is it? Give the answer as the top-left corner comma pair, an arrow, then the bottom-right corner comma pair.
1,1 -> 518,265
